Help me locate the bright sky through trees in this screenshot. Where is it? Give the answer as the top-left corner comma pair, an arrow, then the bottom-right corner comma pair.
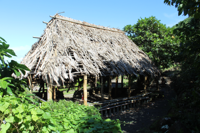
0,0 -> 188,62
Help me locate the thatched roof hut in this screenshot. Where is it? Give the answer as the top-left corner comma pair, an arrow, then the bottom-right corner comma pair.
21,14 -> 159,87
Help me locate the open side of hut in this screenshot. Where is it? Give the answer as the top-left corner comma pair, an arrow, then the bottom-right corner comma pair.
20,14 -> 160,105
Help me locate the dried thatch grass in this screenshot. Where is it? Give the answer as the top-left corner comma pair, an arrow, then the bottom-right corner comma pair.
20,14 -> 159,86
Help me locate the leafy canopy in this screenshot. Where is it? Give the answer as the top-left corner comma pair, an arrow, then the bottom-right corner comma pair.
124,16 -> 180,69
164,0 -> 200,18
163,0 -> 200,132
0,37 -> 30,96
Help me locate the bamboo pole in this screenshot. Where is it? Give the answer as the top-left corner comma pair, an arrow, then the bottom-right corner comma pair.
121,75 -> 123,89
47,84 -> 53,101
108,76 -> 112,100
101,76 -> 104,101
128,75 -> 131,97
83,75 -> 87,106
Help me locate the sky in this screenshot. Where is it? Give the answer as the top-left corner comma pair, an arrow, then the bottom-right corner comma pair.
0,0 -> 188,63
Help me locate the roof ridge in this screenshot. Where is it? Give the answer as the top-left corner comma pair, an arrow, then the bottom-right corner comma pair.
50,14 -> 125,33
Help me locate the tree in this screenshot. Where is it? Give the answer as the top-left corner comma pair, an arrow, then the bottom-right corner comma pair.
163,1 -> 200,132
164,0 -> 200,18
0,37 -> 30,96
124,16 -> 180,69
165,0 -> 200,85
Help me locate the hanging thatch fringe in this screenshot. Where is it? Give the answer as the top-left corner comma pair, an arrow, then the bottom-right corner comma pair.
19,14 -> 160,86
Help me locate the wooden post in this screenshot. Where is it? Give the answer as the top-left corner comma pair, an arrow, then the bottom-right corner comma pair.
28,75 -> 33,93
108,76 -> 112,100
115,76 -> 118,97
128,75 -> 131,97
121,75 -> 124,89
95,75 -> 97,88
47,84 -> 53,101
156,77 -> 159,91
42,81 -> 45,99
54,86 -> 57,101
78,78 -> 80,91
83,75 -> 87,106
144,76 -> 148,93
101,77 -> 104,101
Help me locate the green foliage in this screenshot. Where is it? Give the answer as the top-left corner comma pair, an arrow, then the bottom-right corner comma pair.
0,37 -> 30,96
124,16 -> 180,69
0,95 -> 122,133
163,0 -> 200,132
171,16 -> 200,132
164,0 -> 200,18
173,17 -> 200,78
0,37 -> 122,132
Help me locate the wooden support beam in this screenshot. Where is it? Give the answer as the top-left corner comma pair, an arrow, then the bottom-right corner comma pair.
156,77 -> 159,91
57,11 -> 65,14
78,78 -> 80,91
121,75 -> 124,89
101,77 -> 104,101
128,75 -> 131,97
83,75 -> 87,106
42,81 -> 45,99
50,15 -> 125,34
47,84 -> 53,101
33,36 -> 42,39
144,76 -> 148,93
28,75 -> 33,93
42,21 -> 48,24
108,76 -> 112,100
53,86 -> 57,101
115,76 -> 118,97
95,75 -> 97,88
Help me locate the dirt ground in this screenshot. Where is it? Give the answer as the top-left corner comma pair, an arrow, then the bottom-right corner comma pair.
111,77 -> 176,133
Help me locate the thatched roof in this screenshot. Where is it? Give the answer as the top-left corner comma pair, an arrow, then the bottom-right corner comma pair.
21,14 -> 159,86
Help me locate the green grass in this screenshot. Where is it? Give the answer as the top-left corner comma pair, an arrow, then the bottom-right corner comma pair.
58,89 -> 75,95
64,90 -> 75,95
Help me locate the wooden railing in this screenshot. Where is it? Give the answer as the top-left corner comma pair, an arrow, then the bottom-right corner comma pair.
92,92 -> 161,118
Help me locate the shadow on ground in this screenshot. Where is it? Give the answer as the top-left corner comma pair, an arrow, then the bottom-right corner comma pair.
110,76 -> 176,133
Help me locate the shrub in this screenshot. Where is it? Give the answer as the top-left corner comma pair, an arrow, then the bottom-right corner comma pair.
0,95 -> 121,133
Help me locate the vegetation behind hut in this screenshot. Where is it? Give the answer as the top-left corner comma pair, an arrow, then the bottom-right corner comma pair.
123,16 -> 180,69
141,0 -> 200,132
